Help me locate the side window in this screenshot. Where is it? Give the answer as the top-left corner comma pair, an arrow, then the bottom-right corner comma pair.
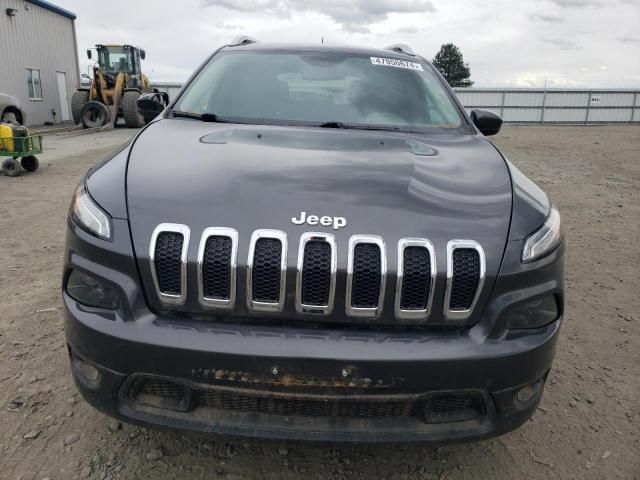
26,68 -> 43,100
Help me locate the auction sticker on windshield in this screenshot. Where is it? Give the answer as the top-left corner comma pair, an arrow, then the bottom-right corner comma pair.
370,57 -> 424,71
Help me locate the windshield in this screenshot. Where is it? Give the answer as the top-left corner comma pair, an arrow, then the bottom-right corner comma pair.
98,47 -> 133,74
173,50 -> 467,132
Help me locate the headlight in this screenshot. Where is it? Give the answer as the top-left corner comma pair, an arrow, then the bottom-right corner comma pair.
70,183 -> 111,240
522,207 -> 562,263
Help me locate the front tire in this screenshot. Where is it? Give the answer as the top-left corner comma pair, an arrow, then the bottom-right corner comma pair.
71,90 -> 90,125
80,101 -> 110,129
122,91 -> 145,128
1,111 -> 18,123
2,158 -> 21,177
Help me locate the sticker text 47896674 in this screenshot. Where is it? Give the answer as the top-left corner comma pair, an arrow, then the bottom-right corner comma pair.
370,57 -> 424,71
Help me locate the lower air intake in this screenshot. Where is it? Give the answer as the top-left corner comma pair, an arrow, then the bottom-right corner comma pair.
422,394 -> 486,424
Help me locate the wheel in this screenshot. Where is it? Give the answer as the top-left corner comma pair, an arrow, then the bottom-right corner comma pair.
71,90 -> 90,125
80,101 -> 110,128
121,90 -> 145,128
1,111 -> 17,123
2,158 -> 21,177
21,155 -> 39,172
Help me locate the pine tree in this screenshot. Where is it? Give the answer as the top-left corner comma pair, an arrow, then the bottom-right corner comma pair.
432,44 -> 474,87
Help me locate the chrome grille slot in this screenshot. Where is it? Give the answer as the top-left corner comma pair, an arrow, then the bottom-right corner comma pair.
247,230 -> 287,312
149,223 -> 190,305
444,240 -> 485,320
395,238 -> 436,319
296,232 -> 337,314
346,235 -> 386,317
197,227 -> 238,309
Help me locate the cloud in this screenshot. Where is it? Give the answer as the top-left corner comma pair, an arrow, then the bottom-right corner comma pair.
394,25 -> 420,34
202,0 -> 435,32
547,0 -> 605,7
617,34 -> 640,43
541,37 -> 580,50
529,12 -> 565,22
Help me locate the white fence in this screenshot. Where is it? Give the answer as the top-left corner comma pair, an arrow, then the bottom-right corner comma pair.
454,88 -> 640,124
152,83 -> 640,124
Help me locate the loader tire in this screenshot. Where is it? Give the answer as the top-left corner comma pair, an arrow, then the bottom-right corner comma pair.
71,90 -> 90,125
80,101 -> 109,129
122,91 -> 145,128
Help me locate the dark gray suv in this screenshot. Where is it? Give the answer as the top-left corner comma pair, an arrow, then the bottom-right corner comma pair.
62,38 -> 564,442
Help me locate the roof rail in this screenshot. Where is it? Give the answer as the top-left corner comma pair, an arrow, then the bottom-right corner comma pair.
229,36 -> 258,47
384,44 -> 416,56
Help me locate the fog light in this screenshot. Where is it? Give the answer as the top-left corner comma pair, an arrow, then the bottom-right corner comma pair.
506,294 -> 559,329
516,379 -> 544,403
72,355 -> 99,382
66,269 -> 120,309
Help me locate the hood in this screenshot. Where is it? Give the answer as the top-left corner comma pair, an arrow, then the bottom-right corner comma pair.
126,119 -> 512,325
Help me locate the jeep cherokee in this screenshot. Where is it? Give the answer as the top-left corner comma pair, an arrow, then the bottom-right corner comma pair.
62,38 -> 564,442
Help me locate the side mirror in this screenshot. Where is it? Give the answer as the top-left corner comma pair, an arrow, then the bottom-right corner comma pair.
86,49 -> 92,60
140,49 -> 146,60
137,92 -> 169,123
81,73 -> 90,79
470,109 -> 502,136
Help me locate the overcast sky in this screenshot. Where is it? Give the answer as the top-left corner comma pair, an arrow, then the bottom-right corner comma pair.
56,0 -> 639,87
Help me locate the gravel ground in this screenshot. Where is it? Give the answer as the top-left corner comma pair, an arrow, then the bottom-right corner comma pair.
0,125 -> 638,480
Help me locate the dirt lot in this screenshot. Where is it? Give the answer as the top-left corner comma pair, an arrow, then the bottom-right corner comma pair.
0,125 -> 638,480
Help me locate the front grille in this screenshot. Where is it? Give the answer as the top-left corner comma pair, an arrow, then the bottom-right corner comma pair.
202,236 -> 232,300
129,377 -> 487,425
450,249 -> 480,310
351,243 -> 382,308
129,377 -> 416,419
251,235 -> 284,305
400,246 -> 432,310
148,224 -> 488,321
301,240 -> 332,306
247,230 -> 287,312
154,232 -> 184,295
196,389 -> 414,418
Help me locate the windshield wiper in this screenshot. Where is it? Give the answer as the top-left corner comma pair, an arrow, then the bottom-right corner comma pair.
171,111 -> 235,123
318,121 -> 412,133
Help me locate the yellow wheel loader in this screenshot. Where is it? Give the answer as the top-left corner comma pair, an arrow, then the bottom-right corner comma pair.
71,44 -> 168,129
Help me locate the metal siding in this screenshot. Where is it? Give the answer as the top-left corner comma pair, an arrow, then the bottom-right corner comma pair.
633,109 -> 640,122
594,92 -> 635,107
588,108 -> 633,122
503,107 -> 542,122
455,91 -> 503,107
543,108 -> 587,122
0,0 -> 78,125
504,92 -> 544,107
545,92 -> 589,107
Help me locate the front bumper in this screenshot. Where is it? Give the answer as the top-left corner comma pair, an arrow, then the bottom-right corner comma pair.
64,290 -> 560,442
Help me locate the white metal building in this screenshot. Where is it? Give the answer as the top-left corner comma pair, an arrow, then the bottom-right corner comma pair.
0,0 -> 79,126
